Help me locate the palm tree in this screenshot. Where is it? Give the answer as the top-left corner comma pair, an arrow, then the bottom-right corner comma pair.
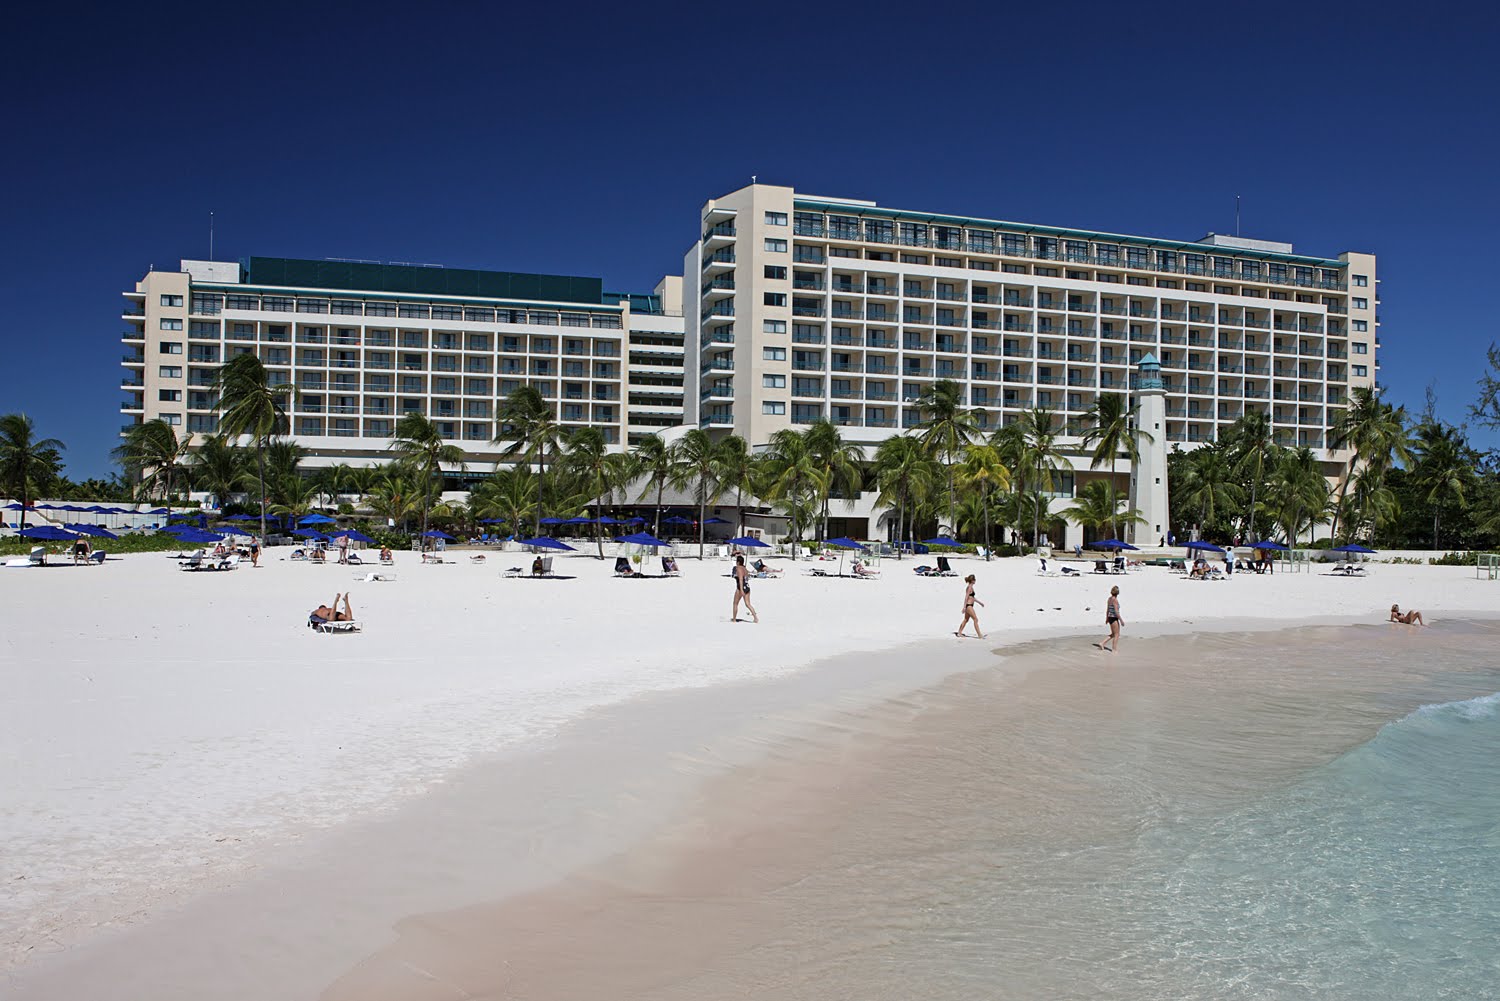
915,380 -> 979,533
1225,411 -> 1278,542
562,426 -> 631,558
630,434 -> 676,538
668,429 -> 725,559
712,434 -> 758,538
997,408 -> 1066,548
0,414 -> 65,529
269,474 -> 320,520
1410,421 -> 1471,548
1079,393 -> 1152,540
494,386 -> 562,535
213,354 -> 292,539
1328,387 -> 1411,542
1175,447 -> 1244,535
760,428 -> 828,559
1268,447 -> 1329,546
1063,480 -> 1145,542
804,420 -> 865,542
872,434 -> 934,559
368,466 -> 422,532
957,443 -> 1011,558
112,418 -> 193,501
310,463 -> 354,512
191,435 -> 247,510
470,466 -> 539,537
389,412 -> 468,534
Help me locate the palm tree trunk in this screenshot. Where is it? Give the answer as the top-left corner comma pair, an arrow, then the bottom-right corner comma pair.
697,482 -> 706,560
896,495 -> 905,560
735,484 -> 744,539
654,478 -> 664,538
1433,511 -> 1440,550
982,486 -> 992,560
256,440 -> 267,541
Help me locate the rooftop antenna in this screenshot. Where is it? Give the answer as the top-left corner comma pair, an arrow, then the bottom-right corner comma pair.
751,174 -> 757,184
209,211 -> 215,259
1235,195 -> 1241,237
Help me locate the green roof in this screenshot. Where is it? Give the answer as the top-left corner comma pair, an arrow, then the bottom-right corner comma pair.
243,257 -> 603,304
792,199 -> 1344,267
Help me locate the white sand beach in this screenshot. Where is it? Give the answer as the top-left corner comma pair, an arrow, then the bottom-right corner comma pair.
2,547 -> 1495,998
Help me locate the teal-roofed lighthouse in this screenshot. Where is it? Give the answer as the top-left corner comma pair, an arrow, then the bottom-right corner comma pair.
1129,354 -> 1169,545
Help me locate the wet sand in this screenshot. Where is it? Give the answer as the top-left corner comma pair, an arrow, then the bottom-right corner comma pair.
322,619 -> 1500,1001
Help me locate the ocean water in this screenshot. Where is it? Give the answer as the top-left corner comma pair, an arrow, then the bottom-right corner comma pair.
452,620 -> 1500,1001
747,622 -> 1500,1001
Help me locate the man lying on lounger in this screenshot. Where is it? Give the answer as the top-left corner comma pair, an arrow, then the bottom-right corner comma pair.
310,592 -> 354,626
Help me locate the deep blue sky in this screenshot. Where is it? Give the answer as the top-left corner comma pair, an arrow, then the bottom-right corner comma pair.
4,2 -> 1497,479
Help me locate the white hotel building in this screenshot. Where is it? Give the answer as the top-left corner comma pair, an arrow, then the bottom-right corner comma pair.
682,182 -> 1378,544
121,258 -> 684,476
120,184 -> 1377,544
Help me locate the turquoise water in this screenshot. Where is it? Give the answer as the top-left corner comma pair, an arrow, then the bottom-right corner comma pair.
1127,687 -> 1500,999
675,621 -> 1500,1000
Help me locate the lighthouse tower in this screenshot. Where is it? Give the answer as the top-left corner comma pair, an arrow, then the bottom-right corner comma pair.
1129,353 -> 1170,546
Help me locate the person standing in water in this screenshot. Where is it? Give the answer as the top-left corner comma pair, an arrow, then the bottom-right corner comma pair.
1096,585 -> 1123,651
732,554 -> 759,623
955,573 -> 984,638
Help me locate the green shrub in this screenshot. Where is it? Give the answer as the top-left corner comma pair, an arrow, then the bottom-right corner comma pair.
1428,551 -> 1474,566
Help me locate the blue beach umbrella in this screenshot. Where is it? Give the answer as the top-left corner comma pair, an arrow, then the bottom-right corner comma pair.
292,529 -> 329,541
1250,540 -> 1289,551
1329,544 -> 1378,555
824,536 -> 868,576
479,518 -> 506,524
223,514 -> 256,521
662,516 -> 692,525
703,517 -> 729,525
18,525 -> 79,541
922,536 -> 963,548
1184,541 -> 1226,555
419,529 -> 455,540
624,516 -> 647,524
1094,539 -> 1140,551
159,524 -> 194,534
728,536 -> 770,549
65,524 -> 119,539
3,502 -> 26,510
595,515 -> 620,525
538,517 -> 565,526
329,529 -> 376,544
174,529 -> 225,545
516,536 -> 576,552
298,513 -> 337,526
619,531 -> 670,548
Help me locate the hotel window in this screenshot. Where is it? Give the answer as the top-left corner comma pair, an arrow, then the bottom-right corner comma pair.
160,318 -> 183,330
160,294 -> 183,307
1353,343 -> 1369,354
762,401 -> 786,415
161,413 -> 182,426
764,265 -> 786,280
764,293 -> 787,306
763,374 -> 786,388
159,342 -> 183,354
763,320 -> 787,333
763,347 -> 786,361
1352,298 -> 1368,309
764,238 -> 787,253
1353,275 -> 1369,287
158,389 -> 182,402
765,211 -> 788,226
1353,365 -> 1368,377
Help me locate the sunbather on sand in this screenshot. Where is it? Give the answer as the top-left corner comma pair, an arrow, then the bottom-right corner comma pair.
1390,603 -> 1425,626
379,546 -> 393,563
311,592 -> 354,624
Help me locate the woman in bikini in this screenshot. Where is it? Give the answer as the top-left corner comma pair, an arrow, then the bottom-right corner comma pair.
1390,603 -> 1425,626
310,592 -> 354,625
955,574 -> 984,638
731,554 -> 759,623
1096,585 -> 1123,651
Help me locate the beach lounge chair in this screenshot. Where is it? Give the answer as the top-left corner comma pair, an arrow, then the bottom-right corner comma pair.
661,556 -> 681,576
310,617 -> 361,633
347,551 -> 364,565
503,565 -> 524,577
1093,559 -> 1110,574
751,559 -> 780,577
3,546 -> 47,568
468,553 -> 486,564
89,550 -> 106,565
615,556 -> 638,577
420,551 -> 452,564
935,556 -> 957,576
1035,558 -> 1057,577
179,551 -> 206,571
912,564 -> 937,576
541,556 -> 554,576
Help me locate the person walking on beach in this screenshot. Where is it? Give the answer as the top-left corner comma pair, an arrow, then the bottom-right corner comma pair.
249,536 -> 261,567
955,574 -> 984,638
337,533 -> 349,565
1096,585 -> 1123,651
731,554 -> 759,623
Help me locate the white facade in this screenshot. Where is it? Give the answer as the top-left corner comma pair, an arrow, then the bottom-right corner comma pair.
122,259 -> 684,471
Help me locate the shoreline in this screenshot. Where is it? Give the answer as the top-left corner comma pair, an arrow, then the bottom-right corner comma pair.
5,551 -> 1499,996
